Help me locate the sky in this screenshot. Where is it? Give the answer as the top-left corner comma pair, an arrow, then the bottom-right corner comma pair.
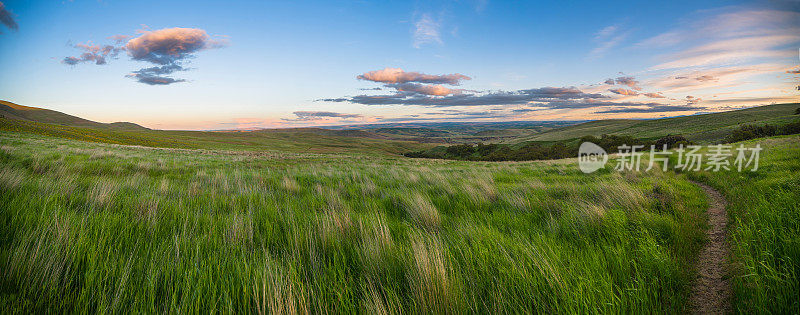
0,0 -> 798,130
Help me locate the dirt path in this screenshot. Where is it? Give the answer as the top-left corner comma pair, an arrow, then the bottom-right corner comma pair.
688,181 -> 731,314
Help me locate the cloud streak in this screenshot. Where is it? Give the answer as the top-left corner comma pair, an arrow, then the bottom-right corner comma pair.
413,14 -> 442,48
596,104 -> 702,113
590,24 -> 628,59
643,9 -> 800,70
283,111 -> 363,121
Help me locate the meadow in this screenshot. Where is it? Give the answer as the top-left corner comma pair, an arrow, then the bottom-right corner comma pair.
1,132 -> 710,313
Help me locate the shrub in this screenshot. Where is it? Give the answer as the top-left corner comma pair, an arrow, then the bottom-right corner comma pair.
725,124 -> 778,143
655,135 -> 691,149
780,121 -> 800,135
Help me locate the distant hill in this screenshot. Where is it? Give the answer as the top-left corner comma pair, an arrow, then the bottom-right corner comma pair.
512,103 -> 800,143
0,100 -> 149,131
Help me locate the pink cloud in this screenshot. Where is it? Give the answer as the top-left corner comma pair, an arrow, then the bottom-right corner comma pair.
357,68 -> 471,85
391,83 -> 461,96
609,88 -> 639,96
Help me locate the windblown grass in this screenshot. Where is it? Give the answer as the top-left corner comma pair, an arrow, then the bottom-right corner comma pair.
683,135 -> 800,313
0,132 -> 708,313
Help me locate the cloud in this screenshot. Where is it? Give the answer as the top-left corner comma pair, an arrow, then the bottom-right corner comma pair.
357,68 -> 470,85
125,27 -> 223,65
590,24 -> 628,59
125,64 -> 187,85
639,9 -> 800,48
685,96 -> 702,105
614,76 -> 641,90
63,27 -> 225,85
695,75 -> 717,82
596,104 -> 703,113
283,111 -> 362,121
643,9 -> 800,70
702,95 -> 800,105
62,43 -> 123,65
608,88 -> 639,96
648,64 -> 788,92
413,14 -> 442,48
512,108 -> 545,113
388,82 -> 461,96
321,87 -> 624,108
643,92 -> 665,98
108,34 -> 131,44
603,76 -> 642,90
126,74 -> 186,86
787,68 -> 800,74
0,1 -> 18,32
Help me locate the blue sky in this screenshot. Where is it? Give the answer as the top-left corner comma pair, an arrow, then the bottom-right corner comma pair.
0,0 -> 797,129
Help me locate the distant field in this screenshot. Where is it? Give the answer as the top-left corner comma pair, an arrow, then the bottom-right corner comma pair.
513,103 -> 800,143
0,118 -> 432,155
0,132 -> 708,313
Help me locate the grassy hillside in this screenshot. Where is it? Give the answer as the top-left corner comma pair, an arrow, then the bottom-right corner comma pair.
514,103 -> 800,143
0,100 -> 149,131
0,131 -> 707,313
682,136 -> 800,313
0,118 -> 432,155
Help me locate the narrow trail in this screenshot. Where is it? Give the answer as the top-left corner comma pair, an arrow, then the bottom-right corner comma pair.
688,181 -> 731,314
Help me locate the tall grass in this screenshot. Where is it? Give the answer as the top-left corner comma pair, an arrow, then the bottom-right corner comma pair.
0,132 -> 708,313
682,136 -> 800,313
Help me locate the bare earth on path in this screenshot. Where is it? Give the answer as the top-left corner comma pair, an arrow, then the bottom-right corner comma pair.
688,181 -> 732,314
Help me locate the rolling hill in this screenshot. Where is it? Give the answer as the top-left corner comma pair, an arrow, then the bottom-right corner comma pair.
0,100 -> 149,131
0,100 -> 433,154
511,103 -> 800,143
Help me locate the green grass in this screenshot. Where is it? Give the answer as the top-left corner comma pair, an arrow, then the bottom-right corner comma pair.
0,131 -> 708,313
514,103 -> 800,143
682,136 -> 800,313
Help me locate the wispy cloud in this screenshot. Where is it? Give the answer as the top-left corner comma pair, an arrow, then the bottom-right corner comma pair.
641,9 -> 800,70
0,1 -> 18,32
413,14 -> 442,48
597,104 -> 702,113
62,43 -> 124,65
589,24 -> 628,59
647,64 -> 791,92
283,111 -> 363,121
